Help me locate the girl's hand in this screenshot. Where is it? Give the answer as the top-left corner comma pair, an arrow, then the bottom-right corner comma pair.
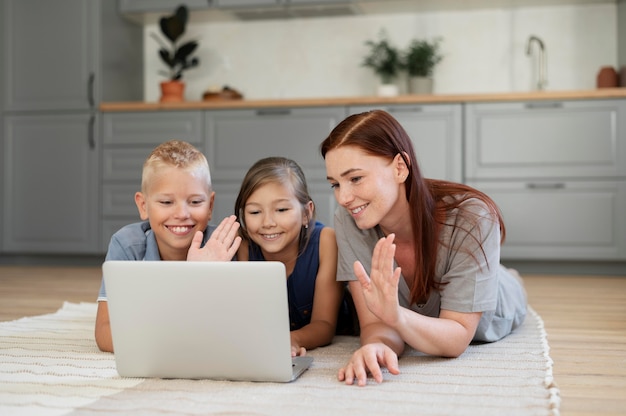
187,215 -> 242,261
291,345 -> 307,357
337,343 -> 400,386
290,334 -> 307,356
353,234 -> 403,326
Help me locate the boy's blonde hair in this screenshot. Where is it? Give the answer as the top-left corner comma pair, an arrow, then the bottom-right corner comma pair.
141,140 -> 212,193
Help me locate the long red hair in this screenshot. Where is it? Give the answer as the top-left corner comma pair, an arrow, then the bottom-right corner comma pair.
320,110 -> 505,304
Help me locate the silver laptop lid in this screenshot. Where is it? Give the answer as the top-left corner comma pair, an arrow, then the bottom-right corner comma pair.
103,260 -> 310,382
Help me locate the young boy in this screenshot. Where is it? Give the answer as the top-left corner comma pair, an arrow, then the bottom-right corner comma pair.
94,140 -> 241,352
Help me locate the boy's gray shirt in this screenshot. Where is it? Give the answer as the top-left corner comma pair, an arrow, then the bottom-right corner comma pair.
97,221 -> 216,300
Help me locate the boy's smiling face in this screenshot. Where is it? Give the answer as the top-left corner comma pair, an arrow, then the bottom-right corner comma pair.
135,165 -> 214,260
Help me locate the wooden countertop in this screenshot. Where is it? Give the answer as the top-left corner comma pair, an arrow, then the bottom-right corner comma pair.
100,88 -> 626,112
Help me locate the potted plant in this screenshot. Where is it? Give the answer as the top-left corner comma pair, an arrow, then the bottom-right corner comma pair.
362,30 -> 402,96
150,5 -> 200,102
402,37 -> 443,95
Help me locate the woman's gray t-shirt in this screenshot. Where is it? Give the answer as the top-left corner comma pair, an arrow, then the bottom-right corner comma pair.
333,198 -> 527,342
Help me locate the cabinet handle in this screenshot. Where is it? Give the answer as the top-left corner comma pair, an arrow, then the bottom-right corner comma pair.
88,115 -> 96,150
256,109 -> 292,116
88,72 -> 95,108
524,102 -> 563,109
526,182 -> 565,189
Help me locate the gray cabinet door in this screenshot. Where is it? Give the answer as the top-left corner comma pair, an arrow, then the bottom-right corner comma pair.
119,0 -> 211,13
2,114 -> 99,253
205,106 -> 346,226
467,180 -> 626,260
465,99 -> 626,180
2,0 -> 97,111
348,104 -> 463,182
212,0 -> 279,7
465,98 -> 626,260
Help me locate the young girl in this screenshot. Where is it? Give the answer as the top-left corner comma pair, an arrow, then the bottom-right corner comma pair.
234,157 -> 350,357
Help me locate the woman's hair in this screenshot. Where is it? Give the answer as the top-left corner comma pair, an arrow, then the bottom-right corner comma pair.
320,110 -> 505,303
141,140 -> 211,193
234,156 -> 316,254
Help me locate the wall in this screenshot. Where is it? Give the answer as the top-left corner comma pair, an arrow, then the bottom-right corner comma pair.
617,0 -> 626,70
142,2 -> 618,101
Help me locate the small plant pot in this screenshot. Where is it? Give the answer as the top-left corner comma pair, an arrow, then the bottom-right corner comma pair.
160,80 -> 185,102
377,83 -> 399,97
408,77 -> 433,95
596,66 -> 618,88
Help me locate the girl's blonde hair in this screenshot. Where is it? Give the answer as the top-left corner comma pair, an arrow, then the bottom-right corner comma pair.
141,140 -> 212,193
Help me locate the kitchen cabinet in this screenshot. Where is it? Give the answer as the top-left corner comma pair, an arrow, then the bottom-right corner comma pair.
465,99 -> 626,260
347,104 -> 463,183
2,114 -> 99,253
112,0 -> 360,21
0,23 -> 4,252
465,180 -> 626,260
101,111 -> 204,250
118,0 -> 211,14
204,106 -> 347,226
2,0 -> 142,112
0,0 -> 142,255
212,0 -> 278,7
213,0 -> 351,7
2,0 -> 95,111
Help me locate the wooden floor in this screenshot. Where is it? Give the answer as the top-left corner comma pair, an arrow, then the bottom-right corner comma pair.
0,266 -> 624,416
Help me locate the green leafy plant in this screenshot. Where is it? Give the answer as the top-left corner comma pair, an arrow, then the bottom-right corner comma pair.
150,5 -> 199,81
361,30 -> 401,84
402,38 -> 443,78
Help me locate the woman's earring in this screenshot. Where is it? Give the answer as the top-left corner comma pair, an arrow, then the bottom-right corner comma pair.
304,223 -> 309,229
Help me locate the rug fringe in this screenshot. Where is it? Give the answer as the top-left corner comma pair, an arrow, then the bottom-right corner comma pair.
529,306 -> 561,416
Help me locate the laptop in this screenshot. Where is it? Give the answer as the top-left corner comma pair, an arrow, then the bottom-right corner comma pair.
103,260 -> 313,382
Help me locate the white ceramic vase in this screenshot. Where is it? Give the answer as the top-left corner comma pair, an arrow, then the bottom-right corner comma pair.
408,77 -> 434,95
377,83 -> 399,97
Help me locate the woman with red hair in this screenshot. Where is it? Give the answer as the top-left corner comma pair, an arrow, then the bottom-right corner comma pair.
321,110 -> 527,386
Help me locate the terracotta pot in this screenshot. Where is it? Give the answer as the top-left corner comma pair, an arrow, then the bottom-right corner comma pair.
160,80 -> 185,102
596,66 -> 618,88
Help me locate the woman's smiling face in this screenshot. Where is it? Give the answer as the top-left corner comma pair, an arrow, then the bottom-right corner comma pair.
325,145 -> 405,231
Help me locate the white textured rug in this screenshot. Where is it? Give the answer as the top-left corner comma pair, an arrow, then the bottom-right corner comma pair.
0,302 -> 560,416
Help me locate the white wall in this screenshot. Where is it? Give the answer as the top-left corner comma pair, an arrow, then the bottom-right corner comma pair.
143,3 -> 618,101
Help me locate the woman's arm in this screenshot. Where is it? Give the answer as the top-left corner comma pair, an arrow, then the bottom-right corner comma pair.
355,234 -> 481,357
95,301 -> 113,352
337,279 -> 403,385
393,308 -> 481,358
290,227 -> 343,354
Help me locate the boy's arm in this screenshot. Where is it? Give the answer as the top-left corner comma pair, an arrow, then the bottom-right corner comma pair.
95,301 -> 114,352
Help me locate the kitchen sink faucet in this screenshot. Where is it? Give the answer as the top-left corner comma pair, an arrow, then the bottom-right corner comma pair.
526,35 -> 547,90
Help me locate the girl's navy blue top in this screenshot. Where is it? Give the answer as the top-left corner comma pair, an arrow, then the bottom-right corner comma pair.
248,221 -> 324,330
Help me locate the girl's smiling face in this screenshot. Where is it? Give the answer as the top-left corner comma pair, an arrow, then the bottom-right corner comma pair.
242,181 -> 310,261
135,165 -> 214,260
